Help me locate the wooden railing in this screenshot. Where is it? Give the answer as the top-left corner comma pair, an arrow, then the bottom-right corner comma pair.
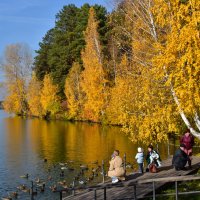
57,175 -> 200,200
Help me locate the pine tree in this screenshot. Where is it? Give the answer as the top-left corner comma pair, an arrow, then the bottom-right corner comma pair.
34,4 -> 108,98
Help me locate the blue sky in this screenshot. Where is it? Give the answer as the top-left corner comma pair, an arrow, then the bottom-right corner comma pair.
0,0 -> 115,99
0,0 -> 113,56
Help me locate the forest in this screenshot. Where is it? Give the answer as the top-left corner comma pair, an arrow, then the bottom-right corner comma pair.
2,0 -> 200,142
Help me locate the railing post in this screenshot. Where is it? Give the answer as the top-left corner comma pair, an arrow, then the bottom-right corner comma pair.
124,153 -> 126,175
104,187 -> 107,200
175,181 -> 178,200
94,189 -> 97,200
152,181 -> 155,200
72,180 -> 75,196
167,139 -> 170,157
102,160 -> 105,183
156,143 -> 159,153
60,191 -> 62,200
30,180 -> 34,200
133,184 -> 137,200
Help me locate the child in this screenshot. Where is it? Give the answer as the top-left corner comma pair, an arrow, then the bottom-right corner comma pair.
135,147 -> 144,173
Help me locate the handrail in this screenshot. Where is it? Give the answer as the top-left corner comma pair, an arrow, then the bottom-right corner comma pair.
137,174 -> 200,184
57,174 -> 200,200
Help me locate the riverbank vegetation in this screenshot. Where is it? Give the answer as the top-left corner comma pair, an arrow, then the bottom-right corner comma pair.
1,0 -> 200,142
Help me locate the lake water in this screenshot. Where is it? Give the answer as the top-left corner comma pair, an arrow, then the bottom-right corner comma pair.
0,110 -> 192,199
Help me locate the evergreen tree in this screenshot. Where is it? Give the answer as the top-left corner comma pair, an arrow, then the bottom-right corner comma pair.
34,4 -> 108,98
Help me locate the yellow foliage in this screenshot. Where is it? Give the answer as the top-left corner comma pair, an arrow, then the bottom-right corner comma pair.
153,0 -> 200,119
3,79 -> 27,115
65,62 -> 82,118
80,7 -> 107,122
40,74 -> 60,116
27,73 -> 43,117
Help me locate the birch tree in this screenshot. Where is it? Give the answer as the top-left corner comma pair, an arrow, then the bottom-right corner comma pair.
113,0 -> 200,140
2,43 -> 32,115
65,62 -> 82,119
80,7 -> 107,122
153,0 -> 200,138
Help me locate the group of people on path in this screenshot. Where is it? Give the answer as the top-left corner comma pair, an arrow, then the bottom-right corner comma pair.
108,129 -> 195,183
107,145 -> 162,183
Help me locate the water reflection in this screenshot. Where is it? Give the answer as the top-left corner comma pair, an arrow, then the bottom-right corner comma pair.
1,110 -> 197,199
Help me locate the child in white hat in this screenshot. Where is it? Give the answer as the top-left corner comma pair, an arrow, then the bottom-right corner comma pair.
135,147 -> 144,173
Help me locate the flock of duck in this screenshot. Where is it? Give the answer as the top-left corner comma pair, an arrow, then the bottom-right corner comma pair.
1,159 -> 108,200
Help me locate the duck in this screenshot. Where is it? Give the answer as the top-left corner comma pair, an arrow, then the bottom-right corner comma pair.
35,178 -> 41,183
91,160 -> 98,165
21,188 -> 30,193
10,192 -> 18,198
79,169 -> 84,175
126,163 -> 133,169
20,173 -> 29,179
59,163 -> 65,166
61,166 -> 68,170
38,184 -> 45,192
87,175 -> 94,181
49,185 -> 57,192
37,182 -> 46,187
80,164 -> 88,170
1,197 -> 12,200
60,171 -> 64,177
58,180 -> 67,186
17,184 -> 26,190
79,180 -> 87,185
58,180 -> 68,188
93,172 -> 98,177
92,166 -> 100,173
30,189 -> 37,196
74,175 -> 80,181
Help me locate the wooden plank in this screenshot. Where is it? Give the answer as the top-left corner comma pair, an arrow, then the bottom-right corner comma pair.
63,156 -> 200,200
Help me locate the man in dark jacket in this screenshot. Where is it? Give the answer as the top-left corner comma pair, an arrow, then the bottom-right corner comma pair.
172,144 -> 188,171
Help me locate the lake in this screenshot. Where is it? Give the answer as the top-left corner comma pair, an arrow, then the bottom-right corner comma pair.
0,110 -> 189,199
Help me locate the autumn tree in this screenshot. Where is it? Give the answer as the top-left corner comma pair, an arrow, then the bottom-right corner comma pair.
64,62 -> 82,119
34,4 -> 108,98
27,73 -> 43,117
2,43 -> 32,115
106,55 -> 135,125
153,0 -> 200,138
109,0 -> 200,141
40,74 -> 60,117
105,0 -> 175,142
80,7 -> 107,122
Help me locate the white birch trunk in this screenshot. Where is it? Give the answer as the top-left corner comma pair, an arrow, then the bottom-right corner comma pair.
170,84 -> 200,139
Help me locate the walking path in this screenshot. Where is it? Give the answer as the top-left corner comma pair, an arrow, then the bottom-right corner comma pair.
63,155 -> 200,200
